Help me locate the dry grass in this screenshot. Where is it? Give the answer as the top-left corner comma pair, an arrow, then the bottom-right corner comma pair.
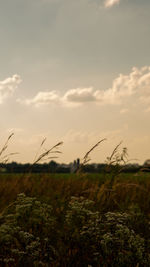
77,138 -> 107,173
0,133 -> 19,163
32,140 -> 63,165
0,135 -> 150,216
1,172 -> 150,215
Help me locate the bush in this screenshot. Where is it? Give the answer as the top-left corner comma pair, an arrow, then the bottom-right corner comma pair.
64,197 -> 150,267
0,194 -> 150,266
0,193 -> 57,266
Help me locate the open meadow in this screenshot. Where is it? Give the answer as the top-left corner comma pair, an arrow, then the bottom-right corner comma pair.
1,171 -> 150,266
1,172 -> 150,213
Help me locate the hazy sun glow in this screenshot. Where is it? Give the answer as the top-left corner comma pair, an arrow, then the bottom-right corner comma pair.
104,0 -> 120,8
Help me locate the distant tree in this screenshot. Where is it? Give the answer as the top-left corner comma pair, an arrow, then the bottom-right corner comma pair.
144,159 -> 150,166
142,159 -> 150,172
48,160 -> 58,173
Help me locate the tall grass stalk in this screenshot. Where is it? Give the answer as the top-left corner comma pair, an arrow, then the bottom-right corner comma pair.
0,133 -> 18,164
77,138 -> 107,173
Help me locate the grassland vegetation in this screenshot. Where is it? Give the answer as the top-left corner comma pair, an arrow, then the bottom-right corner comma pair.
0,136 -> 150,266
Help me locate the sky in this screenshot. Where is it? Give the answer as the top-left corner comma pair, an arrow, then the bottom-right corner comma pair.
0,0 -> 150,164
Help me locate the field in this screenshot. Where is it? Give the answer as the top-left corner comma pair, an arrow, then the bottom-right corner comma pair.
0,171 -> 150,266
1,172 -> 150,213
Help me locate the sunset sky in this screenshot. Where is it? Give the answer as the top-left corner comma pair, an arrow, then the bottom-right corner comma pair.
0,0 -> 150,164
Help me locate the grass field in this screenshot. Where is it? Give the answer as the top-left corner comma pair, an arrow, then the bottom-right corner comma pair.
1,172 -> 150,213
1,171 -> 150,266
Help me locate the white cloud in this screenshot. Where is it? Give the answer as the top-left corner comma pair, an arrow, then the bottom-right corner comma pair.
104,0 -> 120,8
63,66 -> 150,106
22,91 -> 59,107
94,66 -> 150,105
63,87 -> 97,106
20,66 -> 150,109
0,74 -> 21,104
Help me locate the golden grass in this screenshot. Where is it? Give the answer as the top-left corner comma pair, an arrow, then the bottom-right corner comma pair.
0,135 -> 150,216
1,172 -> 150,215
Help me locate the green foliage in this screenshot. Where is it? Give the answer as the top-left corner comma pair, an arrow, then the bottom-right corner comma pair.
0,193 -> 57,266
1,174 -> 150,266
64,197 -> 150,267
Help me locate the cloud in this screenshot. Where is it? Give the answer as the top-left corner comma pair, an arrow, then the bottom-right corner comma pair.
21,87 -> 98,108
138,70 -> 150,104
63,87 -> 97,106
21,91 -> 59,107
94,66 -> 150,105
20,66 -> 150,109
104,0 -> 120,8
63,66 -> 150,106
0,74 -> 22,104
